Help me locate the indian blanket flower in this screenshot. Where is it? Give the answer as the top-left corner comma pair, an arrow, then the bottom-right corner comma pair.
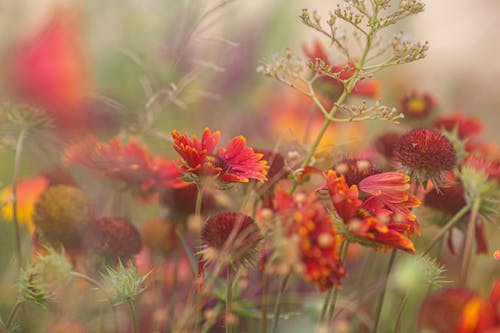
1,176 -> 49,232
172,128 -> 268,183
65,137 -> 183,195
394,128 -> 456,186
374,132 -> 402,160
200,212 -> 261,266
160,183 -> 216,216
272,184 -> 345,292
434,112 -> 484,140
419,278 -> 500,333
302,40 -> 380,98
332,158 -> 379,188
326,170 -> 418,253
400,91 -> 437,119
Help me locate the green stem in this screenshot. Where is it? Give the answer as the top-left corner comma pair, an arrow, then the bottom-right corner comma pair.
128,299 -> 138,333
290,6 -> 376,194
394,294 -> 408,333
372,249 -> 397,333
261,271 -> 269,333
70,272 -> 118,333
326,241 -> 350,324
271,273 -> 290,333
4,300 -> 24,330
11,129 -> 27,271
460,199 -> 480,285
319,289 -> 332,323
226,265 -> 234,333
421,204 -> 470,256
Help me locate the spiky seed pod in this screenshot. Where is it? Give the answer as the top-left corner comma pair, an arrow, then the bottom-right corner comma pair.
33,185 -> 95,250
141,218 -> 177,256
332,158 -> 379,187
88,217 -> 142,259
200,213 -> 261,266
394,128 -> 456,186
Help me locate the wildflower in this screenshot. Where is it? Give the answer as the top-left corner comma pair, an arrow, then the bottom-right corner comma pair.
1,176 -> 48,232
419,278 -> 500,333
141,218 -> 178,256
8,9 -> 91,136
87,217 -> 142,260
200,212 -> 261,266
332,158 -> 379,187
65,137 -> 182,195
271,185 -> 345,292
326,170 -> 417,253
374,132 -> 402,160
394,128 -> 456,186
172,128 -> 268,183
400,91 -> 436,119
424,182 -> 467,216
434,112 -> 484,140
33,185 -> 95,250
303,40 -> 380,98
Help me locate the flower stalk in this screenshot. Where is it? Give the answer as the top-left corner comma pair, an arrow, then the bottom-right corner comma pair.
11,129 -> 27,271
372,248 -> 397,333
460,198 -> 480,285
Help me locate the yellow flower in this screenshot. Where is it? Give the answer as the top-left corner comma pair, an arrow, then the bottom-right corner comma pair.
1,176 -> 48,233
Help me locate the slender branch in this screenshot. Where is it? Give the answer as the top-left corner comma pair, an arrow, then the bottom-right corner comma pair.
372,249 -> 397,333
271,273 -> 290,333
460,199 -> 480,285
11,129 -> 27,271
128,299 -> 138,333
261,272 -> 269,333
226,265 -> 234,333
4,300 -> 24,331
327,241 -> 350,324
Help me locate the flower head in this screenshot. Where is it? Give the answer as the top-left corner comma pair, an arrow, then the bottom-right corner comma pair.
141,218 -> 178,256
1,176 -> 48,232
87,217 -> 142,260
433,112 -> 484,140
394,128 -> 456,187
332,158 -> 379,187
33,185 -> 95,250
326,170 -> 418,253
172,128 -> 268,183
65,137 -> 182,195
271,185 -> 345,292
374,132 -> 402,160
200,212 -> 261,266
159,183 -> 215,216
254,149 -> 289,184
400,91 -> 436,119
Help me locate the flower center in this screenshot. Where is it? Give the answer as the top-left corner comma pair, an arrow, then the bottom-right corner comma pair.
205,155 -> 230,173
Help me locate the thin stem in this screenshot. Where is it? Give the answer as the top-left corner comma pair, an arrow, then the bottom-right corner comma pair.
11,129 -> 27,271
319,289 -> 333,323
372,249 -> 397,333
226,265 -> 234,333
261,271 -> 269,333
327,241 -> 350,324
271,273 -> 290,333
460,199 -> 480,285
394,294 -> 408,333
128,299 -> 138,333
4,300 -> 24,330
290,6 -> 377,194
422,204 -> 470,256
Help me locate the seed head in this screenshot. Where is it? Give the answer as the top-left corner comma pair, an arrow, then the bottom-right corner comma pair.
332,158 -> 379,186
394,128 -> 456,186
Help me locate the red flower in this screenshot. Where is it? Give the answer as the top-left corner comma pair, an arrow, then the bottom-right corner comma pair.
303,40 -> 380,99
172,128 -> 268,183
65,137 -> 183,195
434,112 -> 484,139
272,184 -> 345,292
326,170 -> 417,253
420,278 -> 500,333
400,91 -> 437,119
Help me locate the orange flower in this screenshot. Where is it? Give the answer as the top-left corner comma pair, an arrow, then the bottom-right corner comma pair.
65,137 -> 183,195
326,170 -> 417,253
273,185 -> 345,292
303,40 -> 380,99
172,128 -> 268,183
420,279 -> 500,333
0,176 -> 49,232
